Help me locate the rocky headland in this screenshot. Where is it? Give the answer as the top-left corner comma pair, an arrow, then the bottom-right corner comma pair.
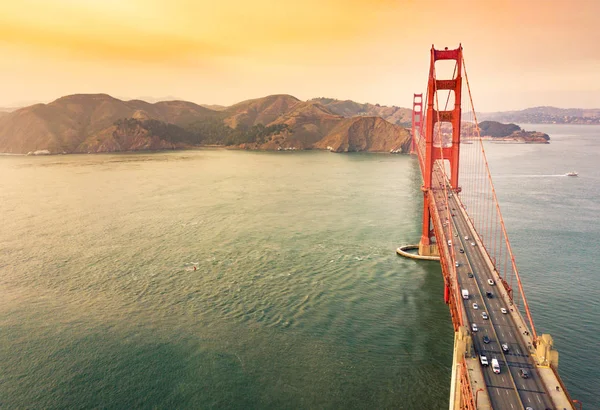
476,121 -> 549,143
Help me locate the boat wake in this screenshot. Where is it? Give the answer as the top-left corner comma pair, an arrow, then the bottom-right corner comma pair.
496,174 -> 570,178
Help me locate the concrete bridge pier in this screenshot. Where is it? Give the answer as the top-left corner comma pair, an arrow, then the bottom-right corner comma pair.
418,241 -> 439,258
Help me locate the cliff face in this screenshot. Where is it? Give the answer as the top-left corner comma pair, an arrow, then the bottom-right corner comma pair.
314,116 -> 411,152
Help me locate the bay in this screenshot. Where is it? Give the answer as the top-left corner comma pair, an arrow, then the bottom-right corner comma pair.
0,123 -> 597,408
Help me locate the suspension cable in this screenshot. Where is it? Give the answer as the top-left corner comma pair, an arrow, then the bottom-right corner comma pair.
462,55 -> 538,341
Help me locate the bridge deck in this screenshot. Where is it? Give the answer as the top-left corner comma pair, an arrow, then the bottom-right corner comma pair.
430,166 -> 568,409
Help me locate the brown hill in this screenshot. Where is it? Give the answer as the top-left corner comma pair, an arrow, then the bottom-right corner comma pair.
76,119 -> 177,153
224,94 -> 301,128
0,93 -> 412,154
311,98 -> 412,126
263,101 -> 342,149
233,102 -> 411,153
0,94 -> 218,154
314,116 -> 411,152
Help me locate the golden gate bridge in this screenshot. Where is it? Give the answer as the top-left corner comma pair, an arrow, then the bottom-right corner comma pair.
398,45 -> 580,410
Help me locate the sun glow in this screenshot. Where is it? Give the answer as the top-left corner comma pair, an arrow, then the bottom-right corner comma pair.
0,0 -> 599,110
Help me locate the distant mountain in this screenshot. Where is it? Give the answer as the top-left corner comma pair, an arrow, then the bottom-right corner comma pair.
310,98 -> 412,126
200,104 -> 227,111
0,107 -> 21,114
0,94 -> 411,154
479,106 -> 600,125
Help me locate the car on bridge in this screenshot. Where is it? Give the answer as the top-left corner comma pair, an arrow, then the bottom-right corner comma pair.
519,368 -> 529,379
468,272 -> 474,278
455,261 -> 460,267
487,279 -> 495,286
464,236 -> 469,240
480,355 -> 488,366
472,303 -> 478,309
501,343 -> 509,352
471,323 -> 478,332
459,248 -> 464,253
481,312 -> 488,320
486,291 -> 493,298
501,308 -> 508,314
483,335 -> 490,344
471,242 -> 476,246
491,358 -> 501,374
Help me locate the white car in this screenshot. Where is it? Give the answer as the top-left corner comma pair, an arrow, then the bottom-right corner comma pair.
472,323 -> 478,332
501,343 -> 509,352
488,279 -> 495,286
491,358 -> 501,374
455,261 -> 460,267
480,355 -> 488,366
482,312 -> 488,320
472,303 -> 479,310
464,236 -> 469,240
471,242 -> 476,246
501,308 -> 508,314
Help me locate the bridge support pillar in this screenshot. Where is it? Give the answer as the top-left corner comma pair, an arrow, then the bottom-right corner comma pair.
418,241 -> 439,257
534,334 -> 559,367
411,93 -> 423,155
419,45 -> 463,252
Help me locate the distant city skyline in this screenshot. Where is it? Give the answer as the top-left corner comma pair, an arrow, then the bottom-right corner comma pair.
1,0 -> 599,111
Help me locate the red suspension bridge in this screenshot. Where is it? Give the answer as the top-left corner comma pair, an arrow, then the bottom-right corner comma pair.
398,45 -> 579,410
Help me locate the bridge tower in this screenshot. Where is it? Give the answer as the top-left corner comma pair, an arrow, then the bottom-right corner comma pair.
410,93 -> 423,155
419,45 -> 463,256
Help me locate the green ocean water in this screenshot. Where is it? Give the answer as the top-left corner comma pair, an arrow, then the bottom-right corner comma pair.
1,124 -> 598,408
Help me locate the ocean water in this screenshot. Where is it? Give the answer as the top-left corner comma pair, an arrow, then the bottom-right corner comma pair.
0,124 -> 598,408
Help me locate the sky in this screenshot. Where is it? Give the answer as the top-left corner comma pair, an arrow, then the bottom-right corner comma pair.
1,0 -> 599,111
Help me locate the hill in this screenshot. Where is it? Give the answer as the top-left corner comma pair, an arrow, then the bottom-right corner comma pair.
478,121 -> 521,137
477,121 -> 549,143
311,98 -> 412,126
0,94 -> 411,154
479,106 -> 600,124
0,94 -> 221,154
224,94 -> 301,128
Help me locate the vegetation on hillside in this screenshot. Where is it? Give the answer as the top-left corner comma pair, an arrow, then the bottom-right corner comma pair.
114,117 -> 289,146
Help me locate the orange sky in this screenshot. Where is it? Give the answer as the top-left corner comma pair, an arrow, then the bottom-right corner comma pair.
1,0 -> 599,111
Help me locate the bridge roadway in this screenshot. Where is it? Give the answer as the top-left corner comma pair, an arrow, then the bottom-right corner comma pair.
431,169 -> 554,410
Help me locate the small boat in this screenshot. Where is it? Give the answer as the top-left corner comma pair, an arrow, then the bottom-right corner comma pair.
566,171 -> 578,177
